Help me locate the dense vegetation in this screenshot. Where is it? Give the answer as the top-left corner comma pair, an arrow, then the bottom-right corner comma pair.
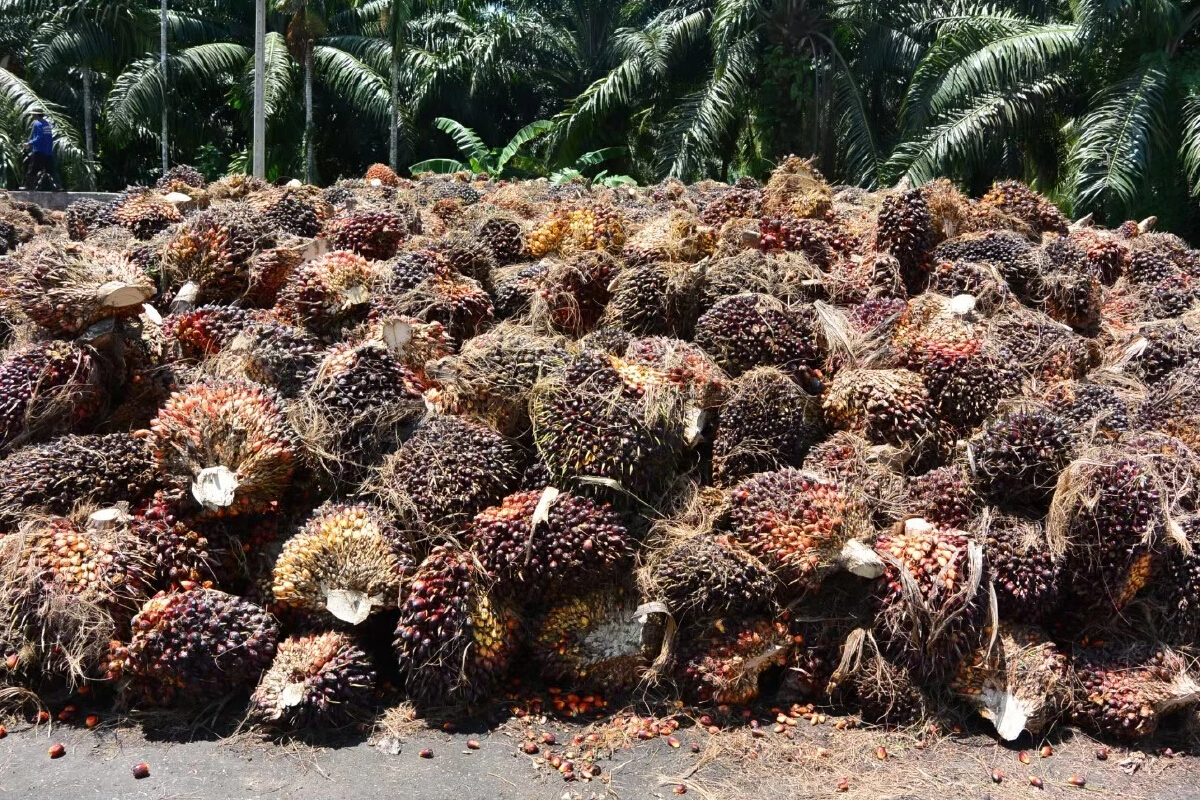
2,0 -> 1200,236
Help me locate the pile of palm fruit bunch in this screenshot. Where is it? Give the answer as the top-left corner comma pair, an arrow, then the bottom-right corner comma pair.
0,157 -> 1198,752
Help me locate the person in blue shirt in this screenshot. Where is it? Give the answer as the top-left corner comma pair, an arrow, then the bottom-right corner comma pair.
23,108 -> 62,191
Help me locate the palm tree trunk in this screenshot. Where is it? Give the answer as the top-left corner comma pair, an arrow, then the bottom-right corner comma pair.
253,0 -> 266,178
81,68 -> 94,164
305,46 -> 314,184
160,0 -> 169,175
389,44 -> 400,171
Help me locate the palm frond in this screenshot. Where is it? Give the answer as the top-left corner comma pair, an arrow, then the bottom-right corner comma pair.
497,119 -> 553,172
313,45 -> 390,128
432,116 -> 488,161
409,157 -> 467,174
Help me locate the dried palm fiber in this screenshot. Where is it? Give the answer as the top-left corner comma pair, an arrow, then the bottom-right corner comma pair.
3,241 -> 154,335
699,185 -> 762,226
250,630 -> 377,730
757,216 -> 861,271
822,368 -> 946,461
162,304 -> 256,361
209,317 -> 324,398
380,264 -> 493,344
919,178 -> 1032,242
148,380 -> 299,517
275,250 -> 382,337
465,487 -> 631,597
532,585 -> 662,691
926,259 -> 1011,314
875,188 -> 936,294
289,341 -> 426,487
526,250 -> 621,336
969,509 -> 1062,625
761,156 -> 833,219
904,465 -> 979,530
208,174 -> 268,200
986,304 -> 1099,382
674,615 -> 795,706
160,204 -> 275,304
693,293 -> 826,391
1049,449 -> 1172,615
431,230 -> 497,289
980,180 -> 1068,235
0,339 -> 106,452
392,546 -> 519,706
0,433 -> 154,526
374,413 -> 519,532
107,189 -> 183,240
1070,639 -> 1200,741
425,324 -> 569,435
491,261 -> 548,319
1116,320 -> 1200,384
802,431 -> 908,526
701,248 -> 822,310
622,209 -> 717,267
105,588 -> 278,706
530,349 -> 685,499
725,468 -> 875,596
65,198 -> 105,240
821,249 -> 909,305
870,517 -> 988,681
830,628 -> 928,726
1044,379 -> 1136,440
639,492 -> 778,621
968,408 -> 1074,509
483,183 -> 540,219
130,494 -> 222,590
933,229 -> 1040,296
272,503 -> 414,625
527,202 -> 626,257
710,368 -> 824,487
603,261 -> 705,337
365,163 -> 401,187
950,624 -> 1071,741
327,210 -> 408,261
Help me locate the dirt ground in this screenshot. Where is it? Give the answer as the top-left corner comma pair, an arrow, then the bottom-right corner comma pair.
4,702 -> 1200,800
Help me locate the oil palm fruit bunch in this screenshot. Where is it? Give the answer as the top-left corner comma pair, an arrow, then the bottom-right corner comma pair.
526,251 -> 622,336
987,307 -> 1097,382
162,305 -> 255,361
0,433 -> 155,525
425,324 -> 569,435
161,206 -> 274,304
1039,264 -> 1103,334
157,164 -> 205,189
4,241 -> 154,335
225,318 -> 324,398
1126,247 -> 1179,285
933,230 -> 1038,296
296,342 -> 426,486
1070,640 -> 1200,741
250,631 -> 377,731
365,163 -> 401,187
108,190 -> 183,239
925,259 -> 1010,312
1123,322 -> 1200,384
693,294 -> 824,390
130,495 -> 219,590
208,174 -> 267,200
1053,455 -> 1164,614
980,180 -> 1068,235
275,250 -> 381,336
760,155 -> 832,219
376,414 -> 518,532
969,410 -> 1074,508
875,189 -> 935,293
905,465 -> 978,530
432,230 -> 498,288
530,350 -> 684,499
623,335 -> 729,414
642,532 -> 777,621
259,191 -> 322,237
0,340 -> 106,452
605,261 -> 705,338
901,330 -> 1015,433
106,588 -> 278,706
148,380 -> 299,517
1070,228 -> 1129,285
976,511 -> 1061,624
757,216 -> 858,270
527,203 -> 626,257
699,186 -> 762,226
871,517 -> 986,681
822,368 -> 943,453
725,468 -> 866,592
272,503 -> 415,625
532,587 -> 659,691
1152,517 -> 1200,643
392,546 -> 519,706
702,248 -> 822,309
674,617 -> 794,706
835,631 -> 928,727
465,487 -> 631,597
65,199 -> 104,240
1045,381 -> 1132,439
802,431 -> 907,527
385,267 -> 494,344
327,211 -> 408,261
492,262 -> 548,318
950,624 -> 1070,741
476,216 -> 525,264
1147,272 -> 1200,319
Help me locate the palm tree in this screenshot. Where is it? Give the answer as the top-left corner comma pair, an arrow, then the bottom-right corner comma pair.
278,0 -> 327,183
